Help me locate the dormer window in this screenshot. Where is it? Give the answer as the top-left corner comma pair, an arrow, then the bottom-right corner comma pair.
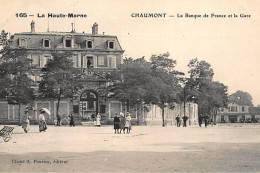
87,40 -> 93,49
19,38 -> 27,48
108,41 -> 114,49
63,36 -> 73,48
66,39 -> 72,47
43,39 -> 50,48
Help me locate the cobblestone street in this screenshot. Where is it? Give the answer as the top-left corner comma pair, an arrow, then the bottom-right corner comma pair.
1,124 -> 260,172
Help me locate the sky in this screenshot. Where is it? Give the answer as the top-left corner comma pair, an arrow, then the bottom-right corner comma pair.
0,0 -> 260,105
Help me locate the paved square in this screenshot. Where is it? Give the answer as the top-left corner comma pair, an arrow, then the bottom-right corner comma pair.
0,124 -> 260,172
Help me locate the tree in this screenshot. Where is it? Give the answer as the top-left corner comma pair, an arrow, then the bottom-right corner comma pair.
148,53 -> 183,126
0,30 -> 34,124
229,90 -> 253,106
186,58 -> 228,120
39,52 -> 76,117
108,53 -> 183,126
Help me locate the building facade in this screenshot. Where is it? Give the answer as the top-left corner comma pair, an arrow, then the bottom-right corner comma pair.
0,21 -> 198,126
216,102 -> 260,123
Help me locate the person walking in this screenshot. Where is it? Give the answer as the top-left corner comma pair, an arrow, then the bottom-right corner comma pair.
198,114 -> 203,127
56,113 -> 61,126
96,113 -> 101,127
22,112 -> 30,133
204,114 -> 209,128
69,113 -> 75,127
210,117 -> 214,127
119,112 -> 125,134
39,110 -> 47,132
113,113 -> 120,133
182,115 -> 188,127
125,112 -> 132,133
175,115 -> 180,127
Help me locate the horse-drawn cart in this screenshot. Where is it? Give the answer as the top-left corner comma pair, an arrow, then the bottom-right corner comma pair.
0,126 -> 14,142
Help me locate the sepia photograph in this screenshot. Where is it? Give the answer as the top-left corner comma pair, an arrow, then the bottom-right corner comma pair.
0,0 -> 260,172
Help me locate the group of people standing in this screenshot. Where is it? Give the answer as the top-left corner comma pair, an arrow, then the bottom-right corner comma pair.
94,113 -> 101,127
56,113 -> 75,127
22,109 -> 47,133
113,112 -> 132,133
175,114 -> 214,128
198,114 -> 214,128
175,115 -> 189,127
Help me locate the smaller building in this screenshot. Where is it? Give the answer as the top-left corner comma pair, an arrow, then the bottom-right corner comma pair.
216,102 -> 260,123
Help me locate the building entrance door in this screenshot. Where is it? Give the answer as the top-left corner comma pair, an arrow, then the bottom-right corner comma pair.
80,91 -> 98,122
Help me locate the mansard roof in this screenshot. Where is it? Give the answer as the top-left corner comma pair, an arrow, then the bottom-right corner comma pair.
11,31 -> 124,51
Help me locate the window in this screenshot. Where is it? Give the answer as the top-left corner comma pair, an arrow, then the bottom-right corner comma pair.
108,41 -> 114,49
66,39 -> 71,47
97,56 -> 106,66
229,106 -> 238,112
87,41 -> 93,48
19,38 -> 27,48
70,55 -> 78,68
31,55 -> 40,67
87,56 -> 93,68
40,55 -> 51,68
242,106 -> 245,112
43,39 -> 50,48
108,56 -> 116,68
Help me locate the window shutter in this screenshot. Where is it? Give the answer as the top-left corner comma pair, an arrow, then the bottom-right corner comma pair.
40,55 -> 43,68
112,56 -> 116,68
94,56 -> 97,68
83,56 -> 87,68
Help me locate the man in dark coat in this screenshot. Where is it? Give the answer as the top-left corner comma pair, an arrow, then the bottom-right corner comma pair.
114,113 -> 120,133
57,113 -> 61,126
198,114 -> 203,127
69,113 -> 75,127
204,114 -> 209,128
182,115 -> 188,127
175,115 -> 180,127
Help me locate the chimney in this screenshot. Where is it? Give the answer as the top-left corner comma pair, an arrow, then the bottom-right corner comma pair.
92,22 -> 98,35
71,23 -> 74,33
31,20 -> 35,33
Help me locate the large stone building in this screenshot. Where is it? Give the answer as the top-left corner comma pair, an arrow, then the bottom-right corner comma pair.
0,21 -> 198,126
0,21 -> 126,125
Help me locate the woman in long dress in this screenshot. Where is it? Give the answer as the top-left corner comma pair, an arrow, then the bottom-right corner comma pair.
96,113 -> 101,127
119,112 -> 125,134
125,112 -> 132,133
39,110 -> 47,132
114,113 -> 120,133
22,112 -> 30,133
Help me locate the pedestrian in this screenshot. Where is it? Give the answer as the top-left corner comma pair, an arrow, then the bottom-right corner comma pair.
119,112 -> 125,134
96,113 -> 101,127
69,113 -> 75,127
93,114 -> 97,126
113,113 -> 120,133
204,114 -> 209,128
39,110 -> 47,132
182,115 -> 188,127
56,113 -> 61,126
125,112 -> 132,133
210,117 -> 214,127
22,112 -> 30,133
198,114 -> 203,127
175,115 -> 180,127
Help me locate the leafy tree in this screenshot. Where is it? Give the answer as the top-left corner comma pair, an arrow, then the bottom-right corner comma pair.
186,58 -> 228,121
0,30 -> 34,124
108,53 -> 183,126
148,53 -> 183,126
39,52 -> 76,117
229,90 -> 253,106
108,57 -> 152,106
